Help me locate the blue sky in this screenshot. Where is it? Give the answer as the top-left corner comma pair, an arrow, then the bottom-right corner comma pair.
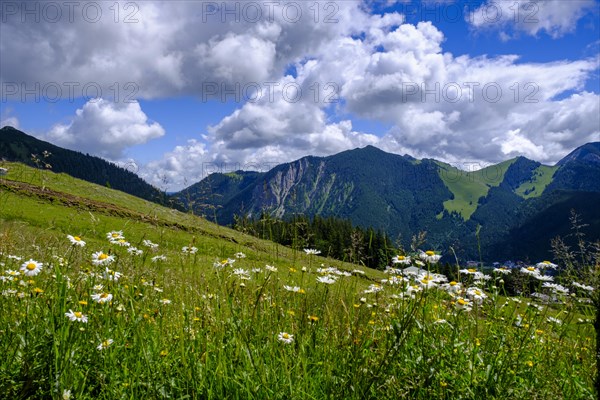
1,0 -> 599,190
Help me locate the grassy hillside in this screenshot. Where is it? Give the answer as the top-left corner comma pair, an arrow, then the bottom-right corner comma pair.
515,165 -> 558,199
0,162 -> 596,399
436,159 -> 516,219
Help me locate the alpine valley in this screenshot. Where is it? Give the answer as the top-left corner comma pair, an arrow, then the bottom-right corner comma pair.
2,126 -> 599,263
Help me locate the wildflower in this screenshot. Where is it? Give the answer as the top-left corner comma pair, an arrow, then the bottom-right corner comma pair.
364,284 -> 384,294
455,297 -> 472,311
542,283 -> 569,295
102,268 -> 122,281
520,266 -> 540,277
277,332 -> 294,344
92,251 -> 115,266
573,281 -> 594,291
127,247 -> 143,256
460,268 -> 478,274
308,315 -> 319,323
392,255 -> 411,265
67,235 -> 86,247
493,267 -> 511,275
304,248 -> 321,255
536,261 -> 558,269
466,287 -> 487,303
547,317 -> 562,325
234,252 -> 246,259
97,338 -> 114,350
33,287 -> 44,294
352,269 -> 365,275
151,255 -> 167,263
232,268 -> 251,280
91,292 -> 113,304
63,389 -> 72,400
419,250 -> 441,263
110,238 -> 130,247
20,259 -> 43,276
534,274 -> 554,282
283,285 -> 302,292
142,239 -> 158,249
65,309 -> 88,323
214,258 -> 235,268
316,275 -> 336,284
525,360 -> 533,367
106,231 -> 124,240
93,284 -> 104,291
160,299 -> 171,305
265,265 -> 278,272
443,281 -> 462,294
182,246 -> 198,254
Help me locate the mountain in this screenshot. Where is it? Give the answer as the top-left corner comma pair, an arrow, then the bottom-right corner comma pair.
174,142 -> 600,261
0,126 -> 170,206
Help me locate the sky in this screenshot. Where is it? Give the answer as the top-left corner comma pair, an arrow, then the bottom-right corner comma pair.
1,0 -> 599,191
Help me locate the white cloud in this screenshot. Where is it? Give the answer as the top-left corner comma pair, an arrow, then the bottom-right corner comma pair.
141,139 -> 208,191
468,0 -> 597,39
46,99 -> 164,159
0,109 -> 19,129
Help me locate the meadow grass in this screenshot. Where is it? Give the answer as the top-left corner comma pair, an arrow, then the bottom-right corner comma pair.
0,163 -> 596,399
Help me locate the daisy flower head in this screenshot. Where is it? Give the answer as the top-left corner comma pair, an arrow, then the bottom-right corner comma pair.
182,246 -> 198,254
92,251 -> 115,266
65,309 -> 88,323
102,268 -> 122,281
392,255 -> 411,265
159,298 -> 171,305
316,275 -> 337,284
265,265 -> 278,272
142,239 -> 158,249
234,252 -> 246,259
127,247 -> 143,256
455,297 -> 472,311
363,284 -> 384,294
97,338 -> 114,350
110,238 -> 130,247
284,285 -> 302,292
67,235 -> 86,247
20,259 -> 43,276
493,267 -> 511,275
277,332 -> 294,344
466,287 -> 487,303
573,281 -> 594,292
91,292 -> 113,304
536,261 -> 558,269
520,266 -> 540,277
151,255 -> 167,262
420,251 -> 441,263
303,248 -> 321,255
106,231 -> 124,240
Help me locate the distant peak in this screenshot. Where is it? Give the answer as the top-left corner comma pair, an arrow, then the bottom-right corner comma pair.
557,142 -> 600,166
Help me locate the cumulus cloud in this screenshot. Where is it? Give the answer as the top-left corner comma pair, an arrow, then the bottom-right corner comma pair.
468,0 -> 597,39
0,108 -> 19,129
46,99 -> 164,159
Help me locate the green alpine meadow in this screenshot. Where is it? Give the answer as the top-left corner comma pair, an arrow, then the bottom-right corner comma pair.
0,159 -> 598,399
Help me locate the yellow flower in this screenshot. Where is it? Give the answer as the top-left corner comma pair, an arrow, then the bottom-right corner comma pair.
33,287 -> 44,294
525,360 -> 533,367
308,315 -> 319,322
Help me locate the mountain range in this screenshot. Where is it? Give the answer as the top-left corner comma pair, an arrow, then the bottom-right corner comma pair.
2,125 -> 599,262
173,142 -> 600,262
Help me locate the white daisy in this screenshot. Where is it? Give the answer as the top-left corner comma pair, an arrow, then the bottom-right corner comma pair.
182,246 -> 198,254
277,332 -> 294,344
20,259 -> 43,276
419,250 -> 441,263
91,292 -> 113,304
142,240 -> 158,249
97,338 -> 114,350
102,268 -> 122,281
106,231 -> 124,240
536,261 -> 558,269
151,255 -> 167,262
316,275 -> 337,284
65,309 -> 88,323
67,235 -> 86,247
91,251 -> 115,266
303,248 -> 321,255
392,255 -> 411,265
